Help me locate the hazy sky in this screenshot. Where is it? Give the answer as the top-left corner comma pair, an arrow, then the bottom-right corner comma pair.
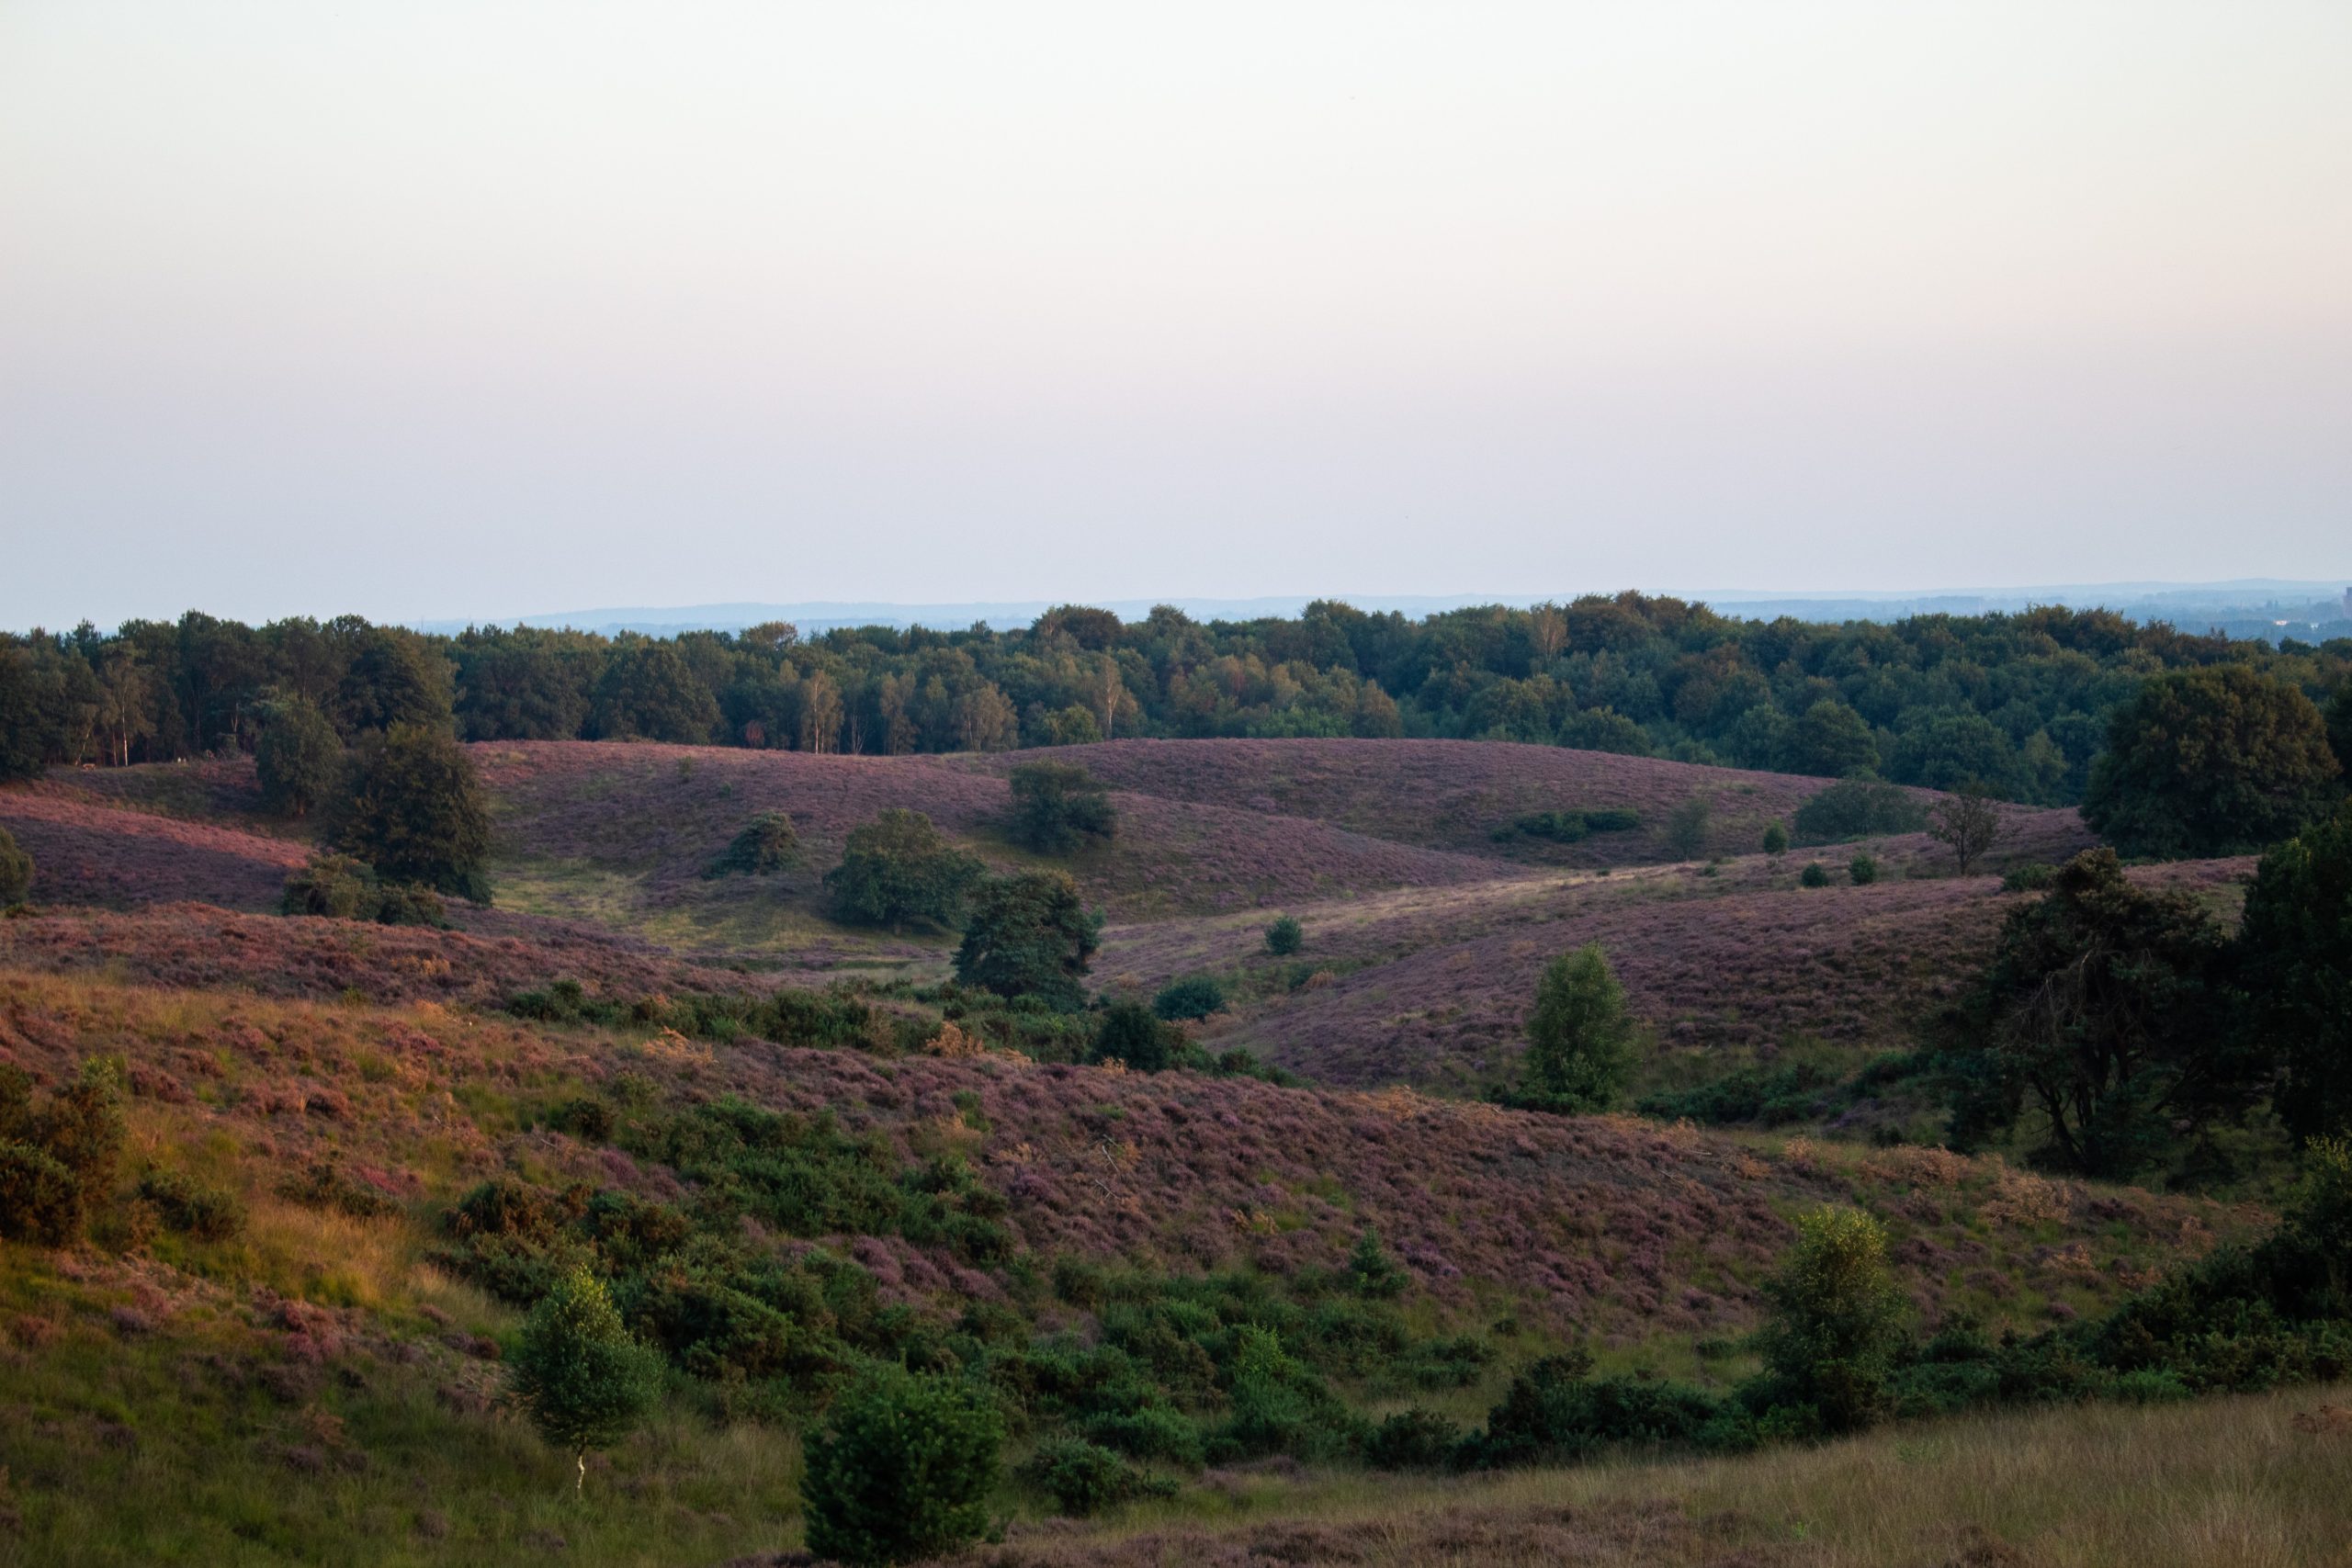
5,2 -> 2348,628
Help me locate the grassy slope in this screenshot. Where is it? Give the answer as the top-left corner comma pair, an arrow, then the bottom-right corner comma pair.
0,959 -> 2256,1564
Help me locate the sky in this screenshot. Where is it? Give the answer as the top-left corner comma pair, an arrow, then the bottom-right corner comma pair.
4,1 -> 2349,630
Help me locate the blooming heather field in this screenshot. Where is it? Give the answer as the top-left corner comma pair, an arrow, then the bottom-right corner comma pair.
0,738 -> 2285,1566
0,783 -> 309,909
0,972 -> 2231,1346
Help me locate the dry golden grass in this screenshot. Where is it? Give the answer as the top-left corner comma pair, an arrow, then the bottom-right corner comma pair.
958,1383 -> 2352,1567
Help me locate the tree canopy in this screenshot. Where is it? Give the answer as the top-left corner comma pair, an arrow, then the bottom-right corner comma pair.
1944,848 -> 2245,1177
5,600 -> 2341,811
2082,666 -> 2341,857
952,870 -> 1102,1010
2238,803 -> 2352,1143
331,723 -> 492,903
1006,760 -> 1117,854
824,809 -> 983,931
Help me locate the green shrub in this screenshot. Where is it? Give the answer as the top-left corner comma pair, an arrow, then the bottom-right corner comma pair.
277,1161 -> 399,1219
1849,852 -> 1881,885
1151,975 -> 1227,1021
0,826 -> 32,906
1264,915 -> 1304,955
1800,862 -> 1830,887
373,883 -> 448,927
134,1170 -> 246,1241
1762,821 -> 1790,855
1506,807 -> 1642,844
1211,1325 -> 1367,1462
1462,1348 -> 1725,1468
1752,1207 -> 1908,1433
801,1366 -> 1004,1565
282,853 -> 380,919
2001,860 -> 2056,892
1079,1404 -> 1203,1466
1794,777 -> 1928,842
0,1141 -> 82,1245
1366,1407 -> 1463,1469
1396,1334 -> 1498,1390
1091,1001 -> 1175,1072
1345,1225 -> 1408,1299
1665,795 -> 1713,858
506,977 -> 621,1026
506,1265 -> 662,1494
1017,1437 -> 1174,1517
30,1058 -> 124,1204
1008,761 -> 1117,854
705,811 -> 799,876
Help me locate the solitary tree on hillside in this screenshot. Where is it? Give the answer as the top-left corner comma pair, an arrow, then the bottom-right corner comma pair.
1928,783 -> 2002,874
952,870 -> 1102,1010
2082,666 -> 2340,857
1007,761 -> 1117,853
332,723 -> 492,902
825,808 -> 983,931
507,1265 -> 661,1496
1664,794 -> 1713,859
254,696 -> 343,818
704,811 -> 798,877
1945,848 -> 2245,1177
1755,1207 -> 1907,1433
1512,944 -> 1637,1114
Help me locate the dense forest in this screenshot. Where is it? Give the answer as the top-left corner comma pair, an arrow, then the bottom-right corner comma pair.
4,595 -> 2347,805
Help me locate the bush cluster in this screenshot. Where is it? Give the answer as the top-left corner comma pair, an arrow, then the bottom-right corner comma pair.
703,810 -> 798,877
281,853 -> 448,927
1497,807 -> 1641,844
0,1060 -> 125,1247
1793,777 -> 1928,842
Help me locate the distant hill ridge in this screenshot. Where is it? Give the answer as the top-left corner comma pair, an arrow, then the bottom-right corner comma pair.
411,579 -> 2352,637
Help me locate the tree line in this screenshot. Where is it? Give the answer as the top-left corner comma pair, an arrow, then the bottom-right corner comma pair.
6,596 -> 2346,805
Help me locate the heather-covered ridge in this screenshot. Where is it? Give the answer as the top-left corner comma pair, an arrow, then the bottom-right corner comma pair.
0,784 -> 308,910
956,739 -> 2081,868
1193,857 -> 2252,1090
0,904 -> 844,1007
0,968 -> 2233,1346
477,740 -> 1515,923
